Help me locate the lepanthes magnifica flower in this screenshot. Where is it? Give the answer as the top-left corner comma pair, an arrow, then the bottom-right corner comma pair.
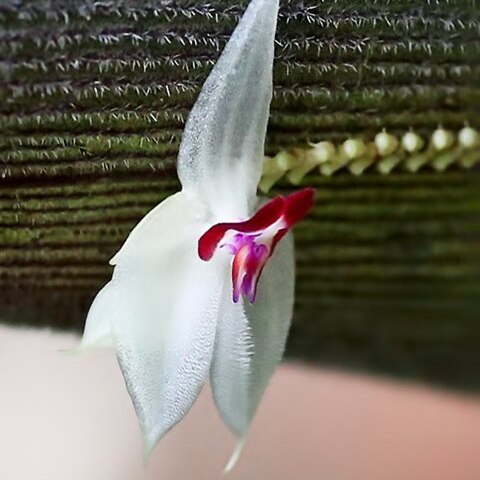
80,0 -> 314,470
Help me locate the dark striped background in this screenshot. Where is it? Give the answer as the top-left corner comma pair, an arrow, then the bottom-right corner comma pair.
1,0 -> 479,390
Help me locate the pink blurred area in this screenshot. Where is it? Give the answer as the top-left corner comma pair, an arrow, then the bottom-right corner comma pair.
0,325 -> 479,480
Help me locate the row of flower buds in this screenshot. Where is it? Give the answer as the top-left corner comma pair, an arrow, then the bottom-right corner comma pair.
259,126 -> 480,193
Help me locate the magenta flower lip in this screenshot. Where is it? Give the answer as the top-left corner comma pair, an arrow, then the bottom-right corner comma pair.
198,188 -> 315,302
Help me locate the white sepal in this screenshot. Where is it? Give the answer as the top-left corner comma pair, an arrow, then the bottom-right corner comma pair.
177,0 -> 280,219
80,192 -> 204,351
110,192 -> 206,268
210,233 -> 295,468
106,192 -> 229,456
114,253 -> 228,457
210,284 -> 253,437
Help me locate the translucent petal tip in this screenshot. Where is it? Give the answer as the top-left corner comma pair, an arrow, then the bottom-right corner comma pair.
59,340 -> 106,356
223,437 -> 246,474
142,435 -> 156,465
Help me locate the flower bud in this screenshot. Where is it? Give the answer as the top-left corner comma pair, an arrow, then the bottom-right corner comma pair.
458,127 -> 479,149
310,141 -> 336,163
402,131 -> 424,153
343,138 -> 366,159
432,128 -> 454,151
375,131 -> 398,156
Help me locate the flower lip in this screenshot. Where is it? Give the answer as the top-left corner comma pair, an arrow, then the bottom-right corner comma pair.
198,196 -> 284,261
198,187 -> 315,302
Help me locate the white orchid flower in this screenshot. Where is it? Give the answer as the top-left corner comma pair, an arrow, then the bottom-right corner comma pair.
80,0 -> 314,470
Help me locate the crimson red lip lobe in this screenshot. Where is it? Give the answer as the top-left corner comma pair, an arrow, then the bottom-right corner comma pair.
283,188 -> 316,227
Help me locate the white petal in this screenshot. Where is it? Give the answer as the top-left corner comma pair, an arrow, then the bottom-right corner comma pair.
107,192 -> 229,455
210,233 -> 295,447
177,0 -> 280,219
79,282 -> 115,350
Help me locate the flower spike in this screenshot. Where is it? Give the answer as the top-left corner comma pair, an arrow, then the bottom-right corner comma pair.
79,0 -> 314,471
